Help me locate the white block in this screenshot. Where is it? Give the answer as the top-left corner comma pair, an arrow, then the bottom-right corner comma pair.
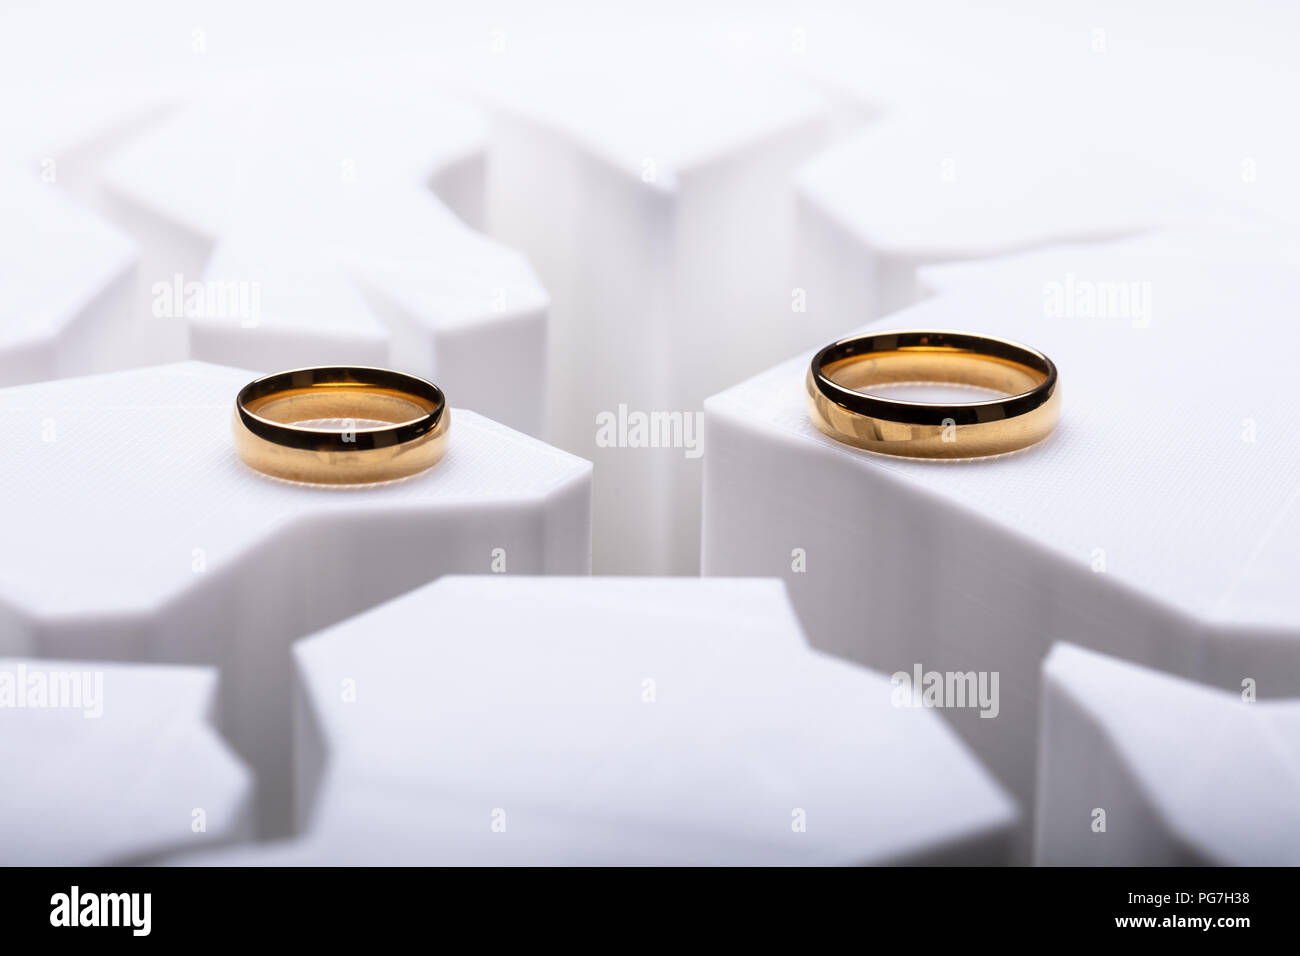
916,223 -> 1300,296
0,658 -> 253,864
5,87 -> 171,207
793,111 -> 1222,328
797,10 -> 1026,118
482,49 -> 839,572
1037,644 -> 1300,865
97,86 -> 547,435
171,577 -> 1015,865
0,361 -> 591,836
0,174 -> 136,384
702,253 -> 1300,826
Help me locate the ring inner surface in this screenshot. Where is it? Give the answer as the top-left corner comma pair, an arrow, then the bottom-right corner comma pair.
245,386 -> 434,429
823,347 -> 1045,398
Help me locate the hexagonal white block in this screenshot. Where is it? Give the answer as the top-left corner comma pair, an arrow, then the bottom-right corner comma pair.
482,49 -> 840,573
702,253 -> 1300,829
0,361 -> 591,836
0,174 -> 136,385
793,111 -> 1223,329
1036,644 -> 1300,865
172,577 -> 1016,865
0,658 -> 252,864
97,86 -> 546,435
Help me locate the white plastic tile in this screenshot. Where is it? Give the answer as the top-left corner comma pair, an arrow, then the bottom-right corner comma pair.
0,173 -> 136,384
95,85 -> 546,435
0,658 -> 253,865
917,224 -> 1300,295
0,361 -> 591,836
702,252 -> 1300,828
1037,644 -> 1300,865
793,111 -> 1223,328
169,576 -> 1015,865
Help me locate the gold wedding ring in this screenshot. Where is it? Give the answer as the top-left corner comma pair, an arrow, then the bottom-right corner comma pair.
233,367 -> 449,484
806,330 -> 1059,458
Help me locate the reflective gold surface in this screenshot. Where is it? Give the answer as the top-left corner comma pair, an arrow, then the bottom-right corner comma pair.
806,330 -> 1059,459
233,367 -> 449,484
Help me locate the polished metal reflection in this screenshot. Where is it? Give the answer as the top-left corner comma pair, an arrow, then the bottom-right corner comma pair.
233,366 -> 449,484
806,330 -> 1059,458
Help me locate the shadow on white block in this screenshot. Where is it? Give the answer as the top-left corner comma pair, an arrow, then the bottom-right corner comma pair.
1036,643 -> 1300,865
702,252 -> 1300,845
0,658 -> 253,864
169,577 -> 1015,865
482,46 -> 848,573
0,362 -> 591,837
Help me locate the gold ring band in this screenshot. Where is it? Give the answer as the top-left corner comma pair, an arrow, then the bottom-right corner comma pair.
233,366 -> 450,484
806,330 -> 1059,458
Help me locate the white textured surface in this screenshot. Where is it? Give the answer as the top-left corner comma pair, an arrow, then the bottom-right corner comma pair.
702,251 -> 1300,825
102,85 -> 485,236
169,576 -> 1015,865
917,224 -> 1300,295
484,43 -> 843,573
793,111 -> 1222,325
0,361 -> 592,835
93,86 -> 546,435
798,114 -> 1208,258
0,173 -> 137,384
1037,644 -> 1300,865
0,658 -> 253,865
